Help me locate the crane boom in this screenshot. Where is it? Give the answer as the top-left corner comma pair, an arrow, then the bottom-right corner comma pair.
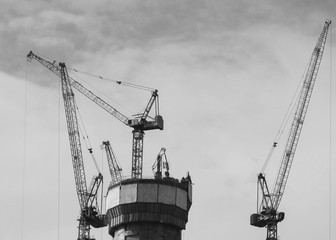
59,63 -> 106,240
272,19 -> 331,210
59,62 -> 88,210
251,20 -> 331,240
27,51 -> 130,125
102,141 -> 123,185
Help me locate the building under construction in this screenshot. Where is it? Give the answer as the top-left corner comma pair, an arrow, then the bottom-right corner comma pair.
106,175 -> 192,240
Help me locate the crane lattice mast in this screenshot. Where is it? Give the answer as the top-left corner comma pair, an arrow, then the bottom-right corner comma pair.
251,19 -> 331,240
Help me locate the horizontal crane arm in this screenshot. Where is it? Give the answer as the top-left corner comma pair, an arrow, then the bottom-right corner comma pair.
27,51 -> 130,126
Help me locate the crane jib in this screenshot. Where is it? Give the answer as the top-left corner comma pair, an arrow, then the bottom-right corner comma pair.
27,51 -> 130,125
272,21 -> 330,210
59,63 -> 88,210
251,20 -> 331,240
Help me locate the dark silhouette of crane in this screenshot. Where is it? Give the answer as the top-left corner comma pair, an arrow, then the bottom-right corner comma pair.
250,20 -> 331,240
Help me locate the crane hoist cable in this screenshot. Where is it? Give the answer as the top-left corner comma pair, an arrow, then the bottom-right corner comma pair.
69,68 -> 161,125
69,67 -> 156,91
75,98 -> 102,174
251,19 -> 332,240
70,70 -> 136,116
328,25 -> 333,240
261,57 -> 318,174
70,67 -> 162,121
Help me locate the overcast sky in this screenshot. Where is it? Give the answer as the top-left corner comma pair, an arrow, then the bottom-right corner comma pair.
1,1 -> 336,240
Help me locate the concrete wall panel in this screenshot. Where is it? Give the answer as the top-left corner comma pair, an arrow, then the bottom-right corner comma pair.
188,182 -> 192,203
158,184 -> 176,205
106,186 -> 120,210
120,184 -> 137,204
176,188 -> 187,210
137,183 -> 158,203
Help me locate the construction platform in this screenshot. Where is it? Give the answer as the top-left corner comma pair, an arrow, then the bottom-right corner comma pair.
106,175 -> 192,240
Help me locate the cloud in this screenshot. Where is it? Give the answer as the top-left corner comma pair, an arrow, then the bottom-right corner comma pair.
1,1 -> 335,240
3,0 -> 334,79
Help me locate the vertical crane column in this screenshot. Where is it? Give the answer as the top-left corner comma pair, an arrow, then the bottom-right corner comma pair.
132,130 -> 144,179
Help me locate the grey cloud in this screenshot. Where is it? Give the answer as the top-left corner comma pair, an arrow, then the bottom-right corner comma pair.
1,0 -> 334,78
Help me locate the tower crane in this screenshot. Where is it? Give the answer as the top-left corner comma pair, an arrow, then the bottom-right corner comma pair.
27,51 -> 163,179
102,141 -> 123,185
250,20 -> 331,240
59,62 -> 106,240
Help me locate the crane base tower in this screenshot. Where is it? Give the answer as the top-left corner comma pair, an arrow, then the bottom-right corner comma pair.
106,177 -> 192,240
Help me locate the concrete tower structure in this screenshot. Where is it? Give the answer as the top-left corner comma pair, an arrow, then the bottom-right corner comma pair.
105,174 -> 192,240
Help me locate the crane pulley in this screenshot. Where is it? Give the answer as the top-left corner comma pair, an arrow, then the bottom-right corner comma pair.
250,19 -> 331,240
